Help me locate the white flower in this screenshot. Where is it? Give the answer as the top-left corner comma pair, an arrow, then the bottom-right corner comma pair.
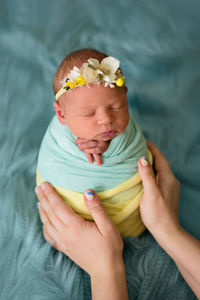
104,81 -> 116,88
80,63 -> 98,83
88,58 -> 100,69
98,56 -> 120,83
67,66 -> 80,81
59,56 -> 122,90
104,74 -> 116,83
100,56 -> 120,75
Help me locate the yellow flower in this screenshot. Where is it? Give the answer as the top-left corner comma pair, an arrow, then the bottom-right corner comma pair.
75,76 -> 86,86
65,80 -> 77,89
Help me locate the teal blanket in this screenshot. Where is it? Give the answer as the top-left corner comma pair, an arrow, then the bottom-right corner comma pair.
37,115 -> 148,192
1,0 -> 199,299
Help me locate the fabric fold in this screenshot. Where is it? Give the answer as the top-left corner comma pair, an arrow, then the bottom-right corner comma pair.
36,114 -> 152,237
37,115 -> 149,192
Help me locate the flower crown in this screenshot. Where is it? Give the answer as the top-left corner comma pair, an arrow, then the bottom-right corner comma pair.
55,56 -> 125,101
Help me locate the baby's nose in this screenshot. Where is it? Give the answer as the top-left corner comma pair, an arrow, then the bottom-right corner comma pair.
97,111 -> 113,125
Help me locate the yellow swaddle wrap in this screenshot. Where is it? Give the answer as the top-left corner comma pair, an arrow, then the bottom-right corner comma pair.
36,150 -> 152,237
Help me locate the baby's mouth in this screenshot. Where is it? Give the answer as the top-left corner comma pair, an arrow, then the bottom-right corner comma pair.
99,130 -> 117,139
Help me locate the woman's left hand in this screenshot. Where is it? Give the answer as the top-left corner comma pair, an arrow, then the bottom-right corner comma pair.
35,183 -> 124,278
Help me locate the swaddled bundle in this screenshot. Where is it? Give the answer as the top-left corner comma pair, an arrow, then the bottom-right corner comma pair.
36,114 -> 152,237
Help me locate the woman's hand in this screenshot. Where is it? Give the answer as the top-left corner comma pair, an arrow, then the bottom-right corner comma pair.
35,184 -> 123,277
35,185 -> 129,300
138,141 -> 200,298
138,140 -> 180,238
74,138 -> 109,166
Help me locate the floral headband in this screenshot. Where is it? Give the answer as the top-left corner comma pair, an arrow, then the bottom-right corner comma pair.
55,56 -> 125,101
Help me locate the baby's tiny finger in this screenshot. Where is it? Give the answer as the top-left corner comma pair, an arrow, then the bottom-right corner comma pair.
74,138 -> 86,144
85,152 -> 93,163
84,147 -> 102,154
93,154 -> 102,166
78,141 -> 98,150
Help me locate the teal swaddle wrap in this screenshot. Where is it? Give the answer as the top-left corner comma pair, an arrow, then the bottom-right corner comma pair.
37,114 -> 148,193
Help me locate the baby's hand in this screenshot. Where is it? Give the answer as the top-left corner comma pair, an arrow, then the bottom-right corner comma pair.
74,138 -> 110,166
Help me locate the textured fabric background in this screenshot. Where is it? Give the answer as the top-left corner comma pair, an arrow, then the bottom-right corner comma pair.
0,0 -> 199,299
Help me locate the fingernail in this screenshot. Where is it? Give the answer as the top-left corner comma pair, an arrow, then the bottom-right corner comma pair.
141,156 -> 149,167
35,186 -> 40,194
84,191 -> 95,201
40,183 -> 46,190
37,202 -> 40,208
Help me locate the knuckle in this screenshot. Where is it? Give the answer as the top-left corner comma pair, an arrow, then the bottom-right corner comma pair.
146,170 -> 155,181
86,148 -> 93,154
50,200 -> 58,213
90,204 -> 103,216
165,174 -> 180,191
90,141 -> 96,148
96,147 -> 101,153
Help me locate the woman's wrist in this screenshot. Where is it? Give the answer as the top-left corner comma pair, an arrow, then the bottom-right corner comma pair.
90,257 -> 125,279
151,221 -> 199,274
150,220 -> 182,252
90,258 -> 129,300
153,223 -> 200,297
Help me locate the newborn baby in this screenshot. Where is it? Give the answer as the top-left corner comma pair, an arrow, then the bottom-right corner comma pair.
36,49 -> 152,237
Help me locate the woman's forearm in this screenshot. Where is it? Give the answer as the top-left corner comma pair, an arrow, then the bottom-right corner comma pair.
154,225 -> 200,298
90,260 -> 129,300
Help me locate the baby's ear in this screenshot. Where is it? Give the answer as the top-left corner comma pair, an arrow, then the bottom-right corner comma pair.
124,86 -> 128,93
53,101 -> 66,125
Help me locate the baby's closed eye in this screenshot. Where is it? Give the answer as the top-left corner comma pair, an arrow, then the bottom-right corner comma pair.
79,111 -> 95,118
110,104 -> 125,110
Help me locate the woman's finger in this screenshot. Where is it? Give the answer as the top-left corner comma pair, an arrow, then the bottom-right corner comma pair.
36,188 -> 51,224
36,183 -> 83,229
146,140 -> 172,175
83,189 -> 117,236
43,225 -> 54,244
43,222 -> 68,254
37,202 -> 49,224
36,186 -> 66,234
138,157 -> 160,196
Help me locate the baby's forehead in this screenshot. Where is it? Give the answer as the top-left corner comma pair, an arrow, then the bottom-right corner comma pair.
62,85 -> 124,110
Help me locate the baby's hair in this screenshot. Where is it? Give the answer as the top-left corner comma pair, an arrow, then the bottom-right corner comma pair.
53,48 -> 108,95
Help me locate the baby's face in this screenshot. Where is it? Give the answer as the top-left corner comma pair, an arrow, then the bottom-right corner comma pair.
56,84 -> 129,141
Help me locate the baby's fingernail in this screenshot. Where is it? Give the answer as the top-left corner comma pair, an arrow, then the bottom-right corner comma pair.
141,156 -> 149,167
84,191 -> 95,201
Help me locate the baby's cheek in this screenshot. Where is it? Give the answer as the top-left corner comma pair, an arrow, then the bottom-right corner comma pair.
78,125 -> 96,140
118,118 -> 129,133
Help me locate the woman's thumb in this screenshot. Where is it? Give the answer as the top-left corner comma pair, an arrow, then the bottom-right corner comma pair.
84,189 -> 113,234
138,157 -> 158,195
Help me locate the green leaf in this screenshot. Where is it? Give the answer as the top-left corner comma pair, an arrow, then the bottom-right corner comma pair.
98,73 -> 104,80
